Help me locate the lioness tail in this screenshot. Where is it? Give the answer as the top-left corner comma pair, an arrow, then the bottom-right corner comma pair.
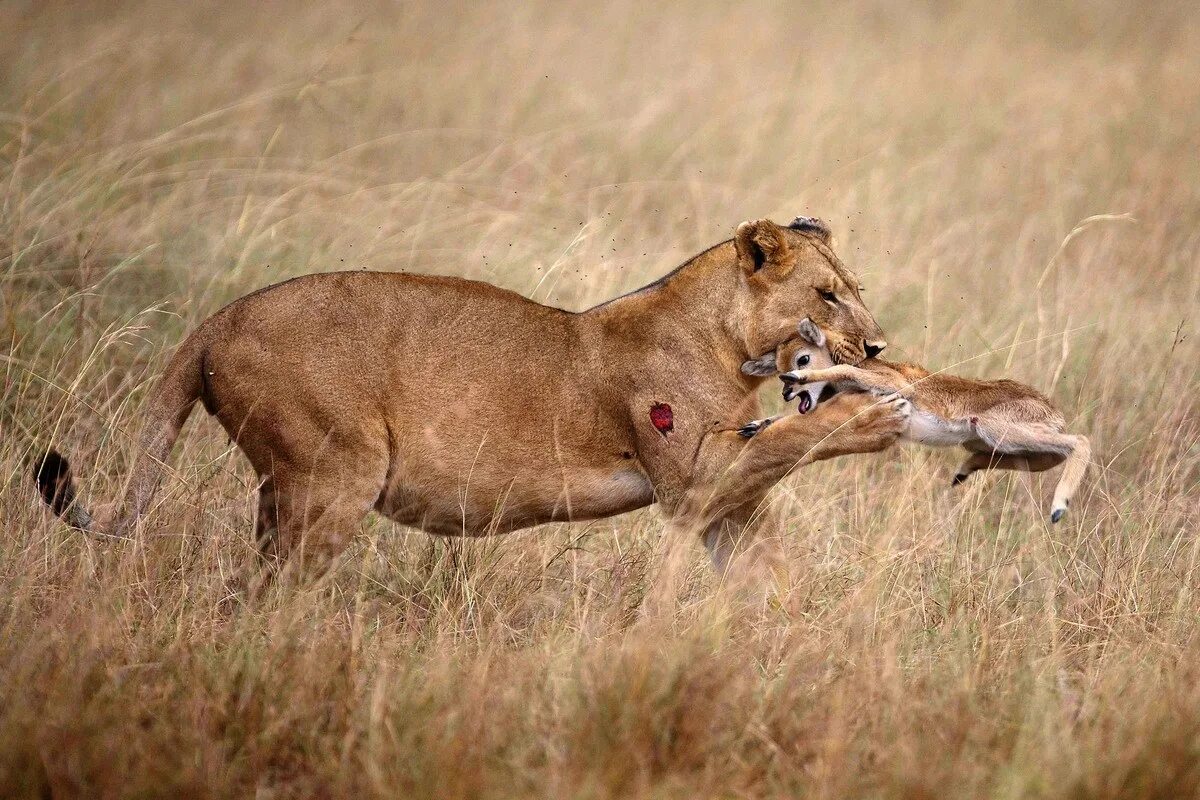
33,449 -> 93,530
32,330 -> 209,537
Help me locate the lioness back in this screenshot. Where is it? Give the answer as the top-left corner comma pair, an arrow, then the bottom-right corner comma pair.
198,271 -> 647,534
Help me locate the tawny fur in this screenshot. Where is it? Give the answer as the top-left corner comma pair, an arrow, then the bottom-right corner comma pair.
741,319 -> 1091,522
35,218 -> 904,587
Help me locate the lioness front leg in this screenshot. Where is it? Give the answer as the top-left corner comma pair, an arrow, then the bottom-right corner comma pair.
683,392 -> 910,558
644,490 -> 783,620
643,393 -> 909,615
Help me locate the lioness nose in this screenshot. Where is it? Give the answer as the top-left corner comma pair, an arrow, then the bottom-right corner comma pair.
864,340 -> 886,358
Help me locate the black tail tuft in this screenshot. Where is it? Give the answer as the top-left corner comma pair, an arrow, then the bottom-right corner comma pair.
34,449 -> 77,516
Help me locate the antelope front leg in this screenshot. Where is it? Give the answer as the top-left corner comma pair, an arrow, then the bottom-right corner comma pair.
737,414 -> 781,438
782,364 -> 911,398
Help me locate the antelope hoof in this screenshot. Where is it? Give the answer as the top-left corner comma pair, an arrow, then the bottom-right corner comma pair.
738,418 -> 771,438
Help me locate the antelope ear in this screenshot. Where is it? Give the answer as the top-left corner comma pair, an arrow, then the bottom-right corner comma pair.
734,219 -> 792,278
741,353 -> 777,377
797,317 -> 826,347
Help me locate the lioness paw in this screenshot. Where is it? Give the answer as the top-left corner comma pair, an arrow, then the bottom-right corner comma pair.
885,395 -> 912,417
872,394 -> 911,431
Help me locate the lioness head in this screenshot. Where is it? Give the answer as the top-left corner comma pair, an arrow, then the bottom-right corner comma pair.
733,217 -> 885,365
740,318 -> 835,414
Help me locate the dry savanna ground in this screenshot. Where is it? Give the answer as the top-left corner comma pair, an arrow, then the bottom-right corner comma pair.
2,1 -> 1199,797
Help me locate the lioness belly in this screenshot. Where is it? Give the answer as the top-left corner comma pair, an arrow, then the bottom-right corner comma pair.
376,464 -> 654,536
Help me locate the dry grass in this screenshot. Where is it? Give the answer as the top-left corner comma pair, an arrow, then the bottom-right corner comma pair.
2,1 -> 1199,797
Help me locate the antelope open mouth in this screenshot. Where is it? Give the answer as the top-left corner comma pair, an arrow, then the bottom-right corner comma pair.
796,391 -> 814,414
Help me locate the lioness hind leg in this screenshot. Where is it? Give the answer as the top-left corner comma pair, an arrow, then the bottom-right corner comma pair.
228,479 -> 285,606
255,478 -> 279,551
263,481 -> 376,573
246,456 -> 386,599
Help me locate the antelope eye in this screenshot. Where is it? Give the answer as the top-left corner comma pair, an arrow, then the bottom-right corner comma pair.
796,354 -> 810,367
818,289 -> 837,303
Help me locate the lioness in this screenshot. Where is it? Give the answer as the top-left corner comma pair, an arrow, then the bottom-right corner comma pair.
741,318 -> 1091,522
35,218 -> 906,581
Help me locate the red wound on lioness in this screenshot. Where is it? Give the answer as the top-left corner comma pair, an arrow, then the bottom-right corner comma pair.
650,402 -> 674,436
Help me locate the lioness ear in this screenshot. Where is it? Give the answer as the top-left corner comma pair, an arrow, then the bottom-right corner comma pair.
741,353 -> 777,377
735,219 -> 791,277
787,216 -> 834,247
797,317 -> 826,347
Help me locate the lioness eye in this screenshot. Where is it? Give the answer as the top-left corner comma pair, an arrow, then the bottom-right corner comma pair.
797,354 -> 810,367
818,289 -> 837,303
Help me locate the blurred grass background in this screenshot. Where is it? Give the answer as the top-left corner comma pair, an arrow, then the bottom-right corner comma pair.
1,1 -> 1198,797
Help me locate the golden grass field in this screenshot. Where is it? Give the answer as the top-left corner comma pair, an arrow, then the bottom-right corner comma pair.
2,1 -> 1199,797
